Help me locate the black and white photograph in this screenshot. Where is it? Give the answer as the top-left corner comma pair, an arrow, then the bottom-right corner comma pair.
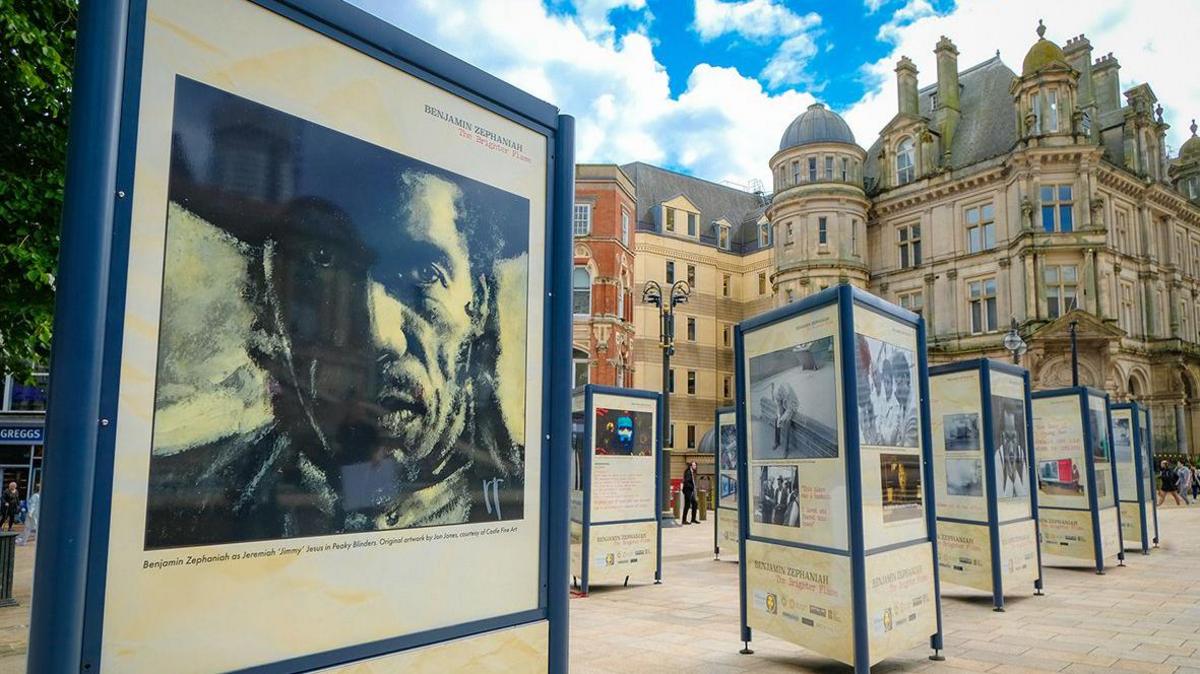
856,334 -> 919,448
594,408 -> 653,456
1088,408 -> 1111,461
719,422 -> 737,471
880,453 -> 923,522
1113,417 -> 1133,467
755,465 -> 800,527
1095,468 -> 1109,499
720,474 -> 738,505
572,410 -> 586,492
748,336 -> 838,460
991,396 -> 1030,498
145,77 -> 531,549
943,413 -> 980,452
945,457 -> 983,497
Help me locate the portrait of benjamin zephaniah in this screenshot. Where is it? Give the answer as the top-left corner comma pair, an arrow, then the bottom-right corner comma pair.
144,76 -> 531,549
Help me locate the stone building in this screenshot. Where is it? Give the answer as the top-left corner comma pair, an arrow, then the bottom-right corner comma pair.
574,23 -> 1200,473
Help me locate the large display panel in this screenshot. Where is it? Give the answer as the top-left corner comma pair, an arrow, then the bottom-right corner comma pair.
30,1 -> 574,672
928,360 -> 1042,609
1031,388 -> 1124,574
571,385 -> 662,594
1111,402 -> 1159,553
735,285 -> 943,673
714,407 -> 740,561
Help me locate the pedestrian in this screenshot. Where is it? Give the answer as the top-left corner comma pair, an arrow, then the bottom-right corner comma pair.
1158,460 -> 1183,506
1190,462 -> 1200,501
0,482 -> 18,531
681,461 -> 700,525
18,484 -> 38,546
1177,460 -> 1193,505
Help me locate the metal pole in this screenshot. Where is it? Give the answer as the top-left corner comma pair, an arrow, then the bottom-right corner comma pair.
661,307 -> 672,520
1070,320 -> 1079,386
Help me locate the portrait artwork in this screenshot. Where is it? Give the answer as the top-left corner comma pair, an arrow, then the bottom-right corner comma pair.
879,453 -> 922,523
991,396 -> 1030,498
855,335 -> 918,448
145,77 -> 531,549
594,408 -> 653,456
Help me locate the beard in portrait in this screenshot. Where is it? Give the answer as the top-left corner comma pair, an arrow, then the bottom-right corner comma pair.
145,148 -> 529,548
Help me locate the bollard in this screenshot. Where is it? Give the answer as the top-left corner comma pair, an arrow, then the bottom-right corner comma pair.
672,489 -> 682,521
698,490 -> 708,521
0,531 -> 17,608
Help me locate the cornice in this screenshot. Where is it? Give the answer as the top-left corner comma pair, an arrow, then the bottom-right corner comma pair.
873,165 -> 1006,216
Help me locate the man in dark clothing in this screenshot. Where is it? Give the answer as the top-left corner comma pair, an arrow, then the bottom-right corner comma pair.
0,482 -> 19,531
681,461 -> 700,524
1158,460 -> 1183,506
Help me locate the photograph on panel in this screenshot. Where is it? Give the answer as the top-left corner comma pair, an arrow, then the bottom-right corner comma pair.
1113,417 -> 1133,467
1088,408 -> 1110,461
754,465 -> 800,527
748,336 -> 837,460
880,452 -> 923,522
943,413 -> 981,452
719,422 -> 737,506
945,457 -> 983,497
855,335 -> 918,448
1037,458 -> 1083,496
992,396 -> 1030,498
594,408 -> 653,456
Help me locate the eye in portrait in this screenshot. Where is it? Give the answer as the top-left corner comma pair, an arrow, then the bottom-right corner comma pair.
144,77 -> 530,549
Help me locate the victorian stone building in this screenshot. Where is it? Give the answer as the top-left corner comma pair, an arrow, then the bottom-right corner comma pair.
573,23 -> 1200,474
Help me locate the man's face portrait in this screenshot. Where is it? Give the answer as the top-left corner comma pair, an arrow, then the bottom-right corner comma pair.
615,416 -> 634,446
143,77 -> 531,549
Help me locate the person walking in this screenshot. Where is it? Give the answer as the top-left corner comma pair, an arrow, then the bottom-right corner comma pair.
1158,460 -> 1183,506
0,482 -> 18,531
681,461 -> 700,525
1177,460 -> 1193,505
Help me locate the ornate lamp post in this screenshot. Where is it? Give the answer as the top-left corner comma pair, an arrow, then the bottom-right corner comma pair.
642,279 -> 691,522
1002,318 -> 1027,364
1069,319 -> 1079,386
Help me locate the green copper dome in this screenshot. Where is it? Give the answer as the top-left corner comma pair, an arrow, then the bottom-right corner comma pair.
1022,20 -> 1067,76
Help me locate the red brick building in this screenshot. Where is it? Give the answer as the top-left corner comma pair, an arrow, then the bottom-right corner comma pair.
572,165 -> 637,388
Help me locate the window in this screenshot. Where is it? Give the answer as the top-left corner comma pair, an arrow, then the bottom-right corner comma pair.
1120,282 -> 1135,333
1192,242 -> 1200,277
687,264 -> 696,288
791,160 -> 800,185
687,212 -> 697,237
686,317 -> 696,341
758,272 -> 767,295
1182,301 -> 1191,340
1031,92 -> 1041,133
896,137 -> 915,185
722,274 -> 731,297
666,260 -> 675,284
808,157 -> 817,182
824,156 -> 834,180
818,217 -> 828,245
573,203 -> 591,236
841,157 -> 849,182
759,223 -> 770,247
5,373 -> 48,411
966,203 -> 996,253
719,225 -> 730,249
723,375 -> 732,400
572,267 -> 591,315
615,364 -> 625,388
851,218 -> 859,255
722,324 -> 731,347
1044,265 -> 1078,318
785,222 -> 794,245
668,424 -> 675,449
968,277 -> 997,333
898,224 -> 922,268
1116,211 -> 1129,253
573,358 -> 589,388
665,207 -> 675,232
687,370 -> 696,395
668,368 -> 675,394
687,424 -> 697,449
1047,89 -> 1059,132
1175,232 -> 1184,265
1040,184 -> 1074,232
898,290 -> 924,316
621,209 -> 630,246
617,284 -> 625,321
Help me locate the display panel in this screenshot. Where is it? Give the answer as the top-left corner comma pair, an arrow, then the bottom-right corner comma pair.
1087,395 -> 1116,508
1140,409 -> 1154,511
991,371 -> 1032,521
1097,507 -> 1121,560
743,305 -> 847,550
864,542 -> 938,665
589,392 -> 657,523
319,622 -> 548,673
929,370 -> 986,521
1032,395 -> 1088,508
99,0 -> 548,670
997,519 -> 1038,587
717,411 -> 738,508
570,395 -> 585,579
1038,509 -> 1095,560
936,520 -> 991,592
1112,408 -> 1137,503
587,521 -> 658,585
855,308 -> 926,549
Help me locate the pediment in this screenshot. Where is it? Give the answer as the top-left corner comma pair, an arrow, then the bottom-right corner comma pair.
660,193 -> 700,213
878,112 -> 930,139
1031,309 -> 1125,341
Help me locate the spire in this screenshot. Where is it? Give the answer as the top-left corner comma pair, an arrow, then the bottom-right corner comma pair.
1192,119 -> 1198,137
1036,19 -> 1046,39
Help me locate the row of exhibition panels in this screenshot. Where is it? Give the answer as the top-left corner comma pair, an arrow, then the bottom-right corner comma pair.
568,285 -> 1161,674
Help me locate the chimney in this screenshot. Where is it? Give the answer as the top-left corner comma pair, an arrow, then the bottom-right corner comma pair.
934,36 -> 960,161
1092,52 -> 1121,114
1063,34 -> 1094,110
895,56 -> 919,116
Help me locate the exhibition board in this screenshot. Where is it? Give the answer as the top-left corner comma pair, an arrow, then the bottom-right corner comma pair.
1110,402 -> 1159,553
1031,388 -> 1124,574
570,385 -> 663,594
29,0 -> 574,671
928,360 -> 1043,609
714,406 -> 740,561
734,284 -> 943,673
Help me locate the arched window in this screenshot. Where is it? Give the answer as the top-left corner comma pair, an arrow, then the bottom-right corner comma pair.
896,137 -> 915,185
1127,375 -> 1140,399
573,267 -> 591,315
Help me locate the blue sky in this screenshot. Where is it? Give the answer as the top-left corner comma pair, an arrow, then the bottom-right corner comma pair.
350,0 -> 1197,188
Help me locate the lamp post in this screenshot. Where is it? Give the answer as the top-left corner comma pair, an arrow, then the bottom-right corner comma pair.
1069,319 -> 1079,386
642,279 -> 691,523
1002,318 -> 1027,364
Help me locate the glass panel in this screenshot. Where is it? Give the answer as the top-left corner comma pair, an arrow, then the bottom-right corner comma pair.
900,246 -> 909,268
986,298 -> 997,330
968,227 -> 981,253
966,207 -> 979,225
913,241 -> 922,265
983,223 -> 995,249
573,290 -> 590,315
1062,266 -> 1076,282
1058,185 -> 1072,200
1044,266 -> 1058,283
982,204 -> 994,221
1040,185 -> 1053,201
984,278 -> 996,295
1042,206 -> 1055,232
969,281 -> 981,298
912,225 -> 920,239
1060,205 -> 1073,231
971,302 -> 982,332
898,228 -> 907,242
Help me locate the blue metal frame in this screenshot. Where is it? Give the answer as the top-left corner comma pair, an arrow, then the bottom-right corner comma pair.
713,405 -> 736,560
1142,407 -> 1160,546
31,0 -> 572,671
1031,387 -> 1124,575
1111,401 -> 1155,554
927,359 -> 1043,610
575,385 -> 663,595
733,284 -> 944,672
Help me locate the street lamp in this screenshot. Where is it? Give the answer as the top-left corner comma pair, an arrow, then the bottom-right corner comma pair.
1069,319 -> 1079,386
1002,318 -> 1027,364
643,279 -> 691,523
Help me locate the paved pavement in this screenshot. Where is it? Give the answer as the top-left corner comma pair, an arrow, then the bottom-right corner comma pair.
1,506 -> 1196,672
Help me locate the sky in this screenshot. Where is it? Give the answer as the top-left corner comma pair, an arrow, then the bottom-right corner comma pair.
348,0 -> 1199,190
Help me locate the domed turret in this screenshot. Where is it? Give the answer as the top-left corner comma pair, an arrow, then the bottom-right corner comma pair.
1022,19 -> 1068,76
1182,120 -> 1200,161
779,103 -> 856,151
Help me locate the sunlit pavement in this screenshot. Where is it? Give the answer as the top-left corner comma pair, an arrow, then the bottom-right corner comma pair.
571,505 -> 1200,673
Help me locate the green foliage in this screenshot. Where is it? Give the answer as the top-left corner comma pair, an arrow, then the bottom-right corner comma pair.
0,0 -> 77,380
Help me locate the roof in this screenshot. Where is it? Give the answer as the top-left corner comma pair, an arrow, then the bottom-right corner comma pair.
619,162 -> 769,253
863,55 -> 1019,193
778,103 -> 857,151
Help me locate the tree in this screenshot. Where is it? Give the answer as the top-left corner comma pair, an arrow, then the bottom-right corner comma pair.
0,0 -> 77,380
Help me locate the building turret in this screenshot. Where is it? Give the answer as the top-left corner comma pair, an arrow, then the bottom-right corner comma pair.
1170,120 -> 1200,201
1011,20 -> 1079,142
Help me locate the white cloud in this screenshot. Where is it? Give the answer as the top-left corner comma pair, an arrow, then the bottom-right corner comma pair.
692,0 -> 822,88
864,0 -> 890,14
845,0 -> 1200,156
570,0 -> 647,39
347,0 -> 813,187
